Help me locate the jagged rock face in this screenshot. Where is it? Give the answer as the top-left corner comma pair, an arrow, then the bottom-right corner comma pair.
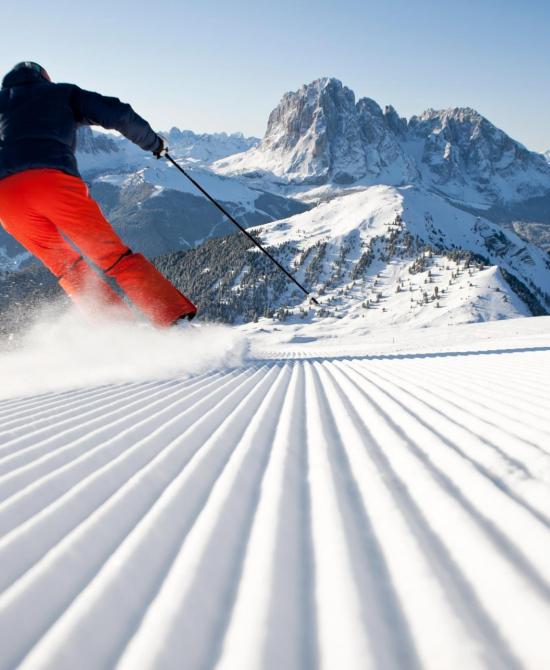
250,78 -> 415,185
217,78 -> 550,204
408,108 -> 550,199
356,98 -> 416,181
260,78 -> 366,184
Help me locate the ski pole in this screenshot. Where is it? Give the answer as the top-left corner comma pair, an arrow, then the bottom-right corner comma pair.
164,152 -> 319,305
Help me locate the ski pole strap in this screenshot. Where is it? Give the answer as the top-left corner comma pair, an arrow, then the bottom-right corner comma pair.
164,153 -> 319,305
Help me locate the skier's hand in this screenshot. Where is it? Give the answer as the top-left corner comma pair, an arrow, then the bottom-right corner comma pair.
153,136 -> 169,159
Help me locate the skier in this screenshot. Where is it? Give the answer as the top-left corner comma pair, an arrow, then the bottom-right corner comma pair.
0,61 -> 197,327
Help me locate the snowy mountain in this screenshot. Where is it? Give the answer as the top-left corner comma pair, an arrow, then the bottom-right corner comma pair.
154,184 -> 549,328
545,149 -> 550,163
1,80 -> 549,331
406,107 -> 550,204
215,78 -> 416,186
75,126 -> 144,175
215,78 -> 550,206
87,163 -> 307,258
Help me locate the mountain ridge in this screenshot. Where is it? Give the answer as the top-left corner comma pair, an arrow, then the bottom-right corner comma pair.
215,77 -> 550,207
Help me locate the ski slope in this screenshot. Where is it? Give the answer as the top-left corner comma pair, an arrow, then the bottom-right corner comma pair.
1,317 -> 550,669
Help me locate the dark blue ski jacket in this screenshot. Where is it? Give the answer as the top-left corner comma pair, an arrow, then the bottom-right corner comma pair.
0,66 -> 162,181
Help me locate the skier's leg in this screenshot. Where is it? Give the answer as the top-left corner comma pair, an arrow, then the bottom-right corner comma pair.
36,170 -> 197,327
102,250 -> 197,326
0,172 -> 129,314
57,256 -> 133,318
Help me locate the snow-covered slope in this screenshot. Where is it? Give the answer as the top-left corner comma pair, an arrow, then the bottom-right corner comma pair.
215,78 -> 550,206
172,184 -> 548,327
99,161 -> 276,212
0,315 -> 550,669
88,162 -> 307,258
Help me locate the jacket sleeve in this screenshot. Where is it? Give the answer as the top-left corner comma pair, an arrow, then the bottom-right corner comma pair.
71,86 -> 162,153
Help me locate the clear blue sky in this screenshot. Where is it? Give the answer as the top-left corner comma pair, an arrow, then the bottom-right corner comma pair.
3,0 -> 549,151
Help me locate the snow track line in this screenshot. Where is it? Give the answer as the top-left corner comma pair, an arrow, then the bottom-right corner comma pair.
0,341 -> 549,669
368,358 -> 550,445
314,362 -> 480,668
0,373 -> 232,515
301,362 -> 373,669
307,362 -> 421,670
0,376 -> 209,458
413,356 -> 550,417
354,363 -> 550,524
216,364 -> 319,670
370,365 -> 550,474
383,356 -> 550,423
46,364 -> 285,670
0,366 -> 273,669
339,363 -> 550,599
0,373 -> 225,491
254,344 -> 550,364
0,368 -> 257,589
333,362 -> 550,667
0,378 -> 179,438
0,379 -> 165,420
319,361 -> 523,669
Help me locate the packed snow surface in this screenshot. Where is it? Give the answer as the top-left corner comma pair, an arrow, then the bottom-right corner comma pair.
0,315 -> 549,669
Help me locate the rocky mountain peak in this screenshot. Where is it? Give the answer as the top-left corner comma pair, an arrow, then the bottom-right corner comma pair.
407,106 -> 550,201
216,78 -> 550,204
243,78 -> 414,185
260,77 -> 361,184
383,105 -> 407,136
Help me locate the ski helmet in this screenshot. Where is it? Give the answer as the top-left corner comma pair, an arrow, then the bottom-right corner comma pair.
11,61 -> 51,82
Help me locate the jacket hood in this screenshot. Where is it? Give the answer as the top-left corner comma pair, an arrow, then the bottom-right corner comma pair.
2,66 -> 50,89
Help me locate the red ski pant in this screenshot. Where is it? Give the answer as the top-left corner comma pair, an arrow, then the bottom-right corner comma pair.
0,169 -> 196,326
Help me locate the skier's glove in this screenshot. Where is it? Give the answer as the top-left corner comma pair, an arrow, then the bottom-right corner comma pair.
153,136 -> 169,159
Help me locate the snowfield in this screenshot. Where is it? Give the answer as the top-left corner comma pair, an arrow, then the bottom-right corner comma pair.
1,315 -> 550,669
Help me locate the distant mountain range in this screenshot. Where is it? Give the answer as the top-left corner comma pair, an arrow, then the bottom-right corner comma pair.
76,125 -> 260,175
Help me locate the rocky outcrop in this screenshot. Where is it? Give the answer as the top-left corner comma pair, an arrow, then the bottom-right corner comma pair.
216,78 -> 550,204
